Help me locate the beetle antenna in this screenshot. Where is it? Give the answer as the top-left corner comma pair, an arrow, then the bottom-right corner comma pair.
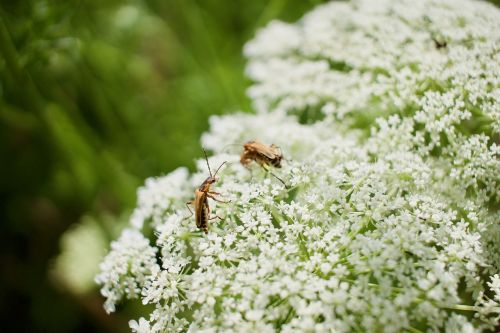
213,161 -> 227,177
222,143 -> 243,153
202,148 -> 213,177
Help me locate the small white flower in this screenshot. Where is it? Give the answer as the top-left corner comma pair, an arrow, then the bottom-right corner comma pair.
129,318 -> 150,333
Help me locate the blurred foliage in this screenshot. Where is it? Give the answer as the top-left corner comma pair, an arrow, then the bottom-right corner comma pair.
0,0 -> 322,332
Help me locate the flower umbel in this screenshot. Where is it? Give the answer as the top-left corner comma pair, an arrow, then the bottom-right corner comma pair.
97,0 -> 500,331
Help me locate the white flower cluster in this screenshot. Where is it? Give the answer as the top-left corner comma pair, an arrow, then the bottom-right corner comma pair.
97,0 -> 500,332
96,229 -> 159,314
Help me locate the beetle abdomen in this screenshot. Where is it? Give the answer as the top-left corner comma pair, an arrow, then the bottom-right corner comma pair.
198,203 -> 209,234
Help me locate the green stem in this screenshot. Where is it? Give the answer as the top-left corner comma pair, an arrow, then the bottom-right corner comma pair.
406,326 -> 424,333
341,278 -> 499,314
442,304 -> 500,312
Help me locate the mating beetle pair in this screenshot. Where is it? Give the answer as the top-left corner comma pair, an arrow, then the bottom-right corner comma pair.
185,140 -> 285,234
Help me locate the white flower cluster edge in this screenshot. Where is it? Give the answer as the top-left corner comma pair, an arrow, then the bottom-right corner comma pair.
96,0 -> 500,332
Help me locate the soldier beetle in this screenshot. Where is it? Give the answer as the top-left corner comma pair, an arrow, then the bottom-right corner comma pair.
185,149 -> 228,234
240,139 -> 288,188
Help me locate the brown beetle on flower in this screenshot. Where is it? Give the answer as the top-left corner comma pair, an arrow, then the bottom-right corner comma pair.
185,149 -> 228,234
240,139 -> 287,187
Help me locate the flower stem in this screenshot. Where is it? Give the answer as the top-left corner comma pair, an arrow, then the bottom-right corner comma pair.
406,326 -> 424,333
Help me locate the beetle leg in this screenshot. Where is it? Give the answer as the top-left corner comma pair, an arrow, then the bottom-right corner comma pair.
183,201 -> 194,220
207,193 -> 230,203
262,165 -> 289,189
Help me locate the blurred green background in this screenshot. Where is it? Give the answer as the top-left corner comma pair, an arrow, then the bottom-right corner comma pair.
0,0 -> 322,332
